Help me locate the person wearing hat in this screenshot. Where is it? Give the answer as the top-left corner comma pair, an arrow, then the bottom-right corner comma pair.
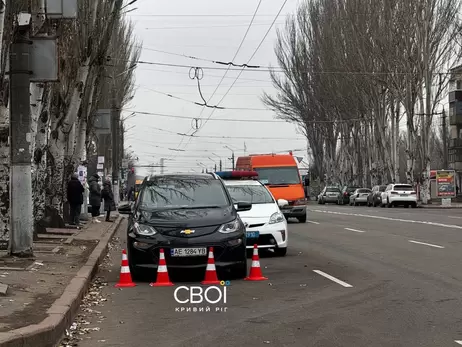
67,174 -> 84,226
101,180 -> 116,222
88,173 -> 102,223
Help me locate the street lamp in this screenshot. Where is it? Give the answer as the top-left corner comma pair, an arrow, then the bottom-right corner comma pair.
223,146 -> 235,170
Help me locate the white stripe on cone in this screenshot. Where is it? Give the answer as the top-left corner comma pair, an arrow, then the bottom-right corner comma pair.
121,266 -> 130,273
159,251 -> 165,259
251,260 -> 260,267
208,252 -> 214,258
206,263 -> 216,271
158,265 -> 168,272
122,253 -> 128,261
253,248 -> 258,256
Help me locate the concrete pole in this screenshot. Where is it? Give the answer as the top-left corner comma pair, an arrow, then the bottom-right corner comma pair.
111,106 -> 120,206
9,23 -> 33,257
442,107 -> 448,169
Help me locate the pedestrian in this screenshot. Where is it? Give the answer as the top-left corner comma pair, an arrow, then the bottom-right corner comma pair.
304,175 -> 310,199
67,174 -> 84,226
88,173 -> 102,223
101,180 -> 116,222
127,186 -> 134,201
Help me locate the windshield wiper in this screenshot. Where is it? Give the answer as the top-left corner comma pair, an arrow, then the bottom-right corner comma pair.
173,206 -> 222,210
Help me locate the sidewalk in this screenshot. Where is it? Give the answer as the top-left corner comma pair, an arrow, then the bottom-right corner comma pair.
418,202 -> 462,209
0,213 -> 123,347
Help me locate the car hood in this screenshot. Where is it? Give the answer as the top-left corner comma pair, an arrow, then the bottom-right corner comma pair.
137,206 -> 235,228
235,203 -> 279,219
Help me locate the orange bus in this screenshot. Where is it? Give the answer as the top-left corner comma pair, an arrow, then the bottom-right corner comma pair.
235,152 -> 307,223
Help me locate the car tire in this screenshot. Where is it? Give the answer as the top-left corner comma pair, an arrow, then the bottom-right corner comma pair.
387,198 -> 392,208
411,202 -> 417,208
275,247 -> 287,257
298,214 -> 307,223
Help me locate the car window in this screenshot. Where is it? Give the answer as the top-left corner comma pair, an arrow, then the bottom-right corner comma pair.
358,189 -> 371,193
326,187 -> 340,192
226,184 -> 274,204
140,178 -> 230,209
393,185 -> 413,191
347,187 -> 358,192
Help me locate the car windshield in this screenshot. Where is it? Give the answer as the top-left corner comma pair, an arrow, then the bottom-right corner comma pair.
394,185 -> 413,191
326,187 -> 340,192
358,189 -> 371,193
346,187 -> 359,192
254,167 -> 301,185
226,184 -> 274,204
140,178 -> 229,209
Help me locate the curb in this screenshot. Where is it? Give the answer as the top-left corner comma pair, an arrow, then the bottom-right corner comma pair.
0,216 -> 124,347
418,206 -> 462,209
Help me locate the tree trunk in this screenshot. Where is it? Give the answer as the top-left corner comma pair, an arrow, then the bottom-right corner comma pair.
0,104 -> 9,247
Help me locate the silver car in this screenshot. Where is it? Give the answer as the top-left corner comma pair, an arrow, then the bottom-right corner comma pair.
319,186 -> 341,204
349,188 -> 372,206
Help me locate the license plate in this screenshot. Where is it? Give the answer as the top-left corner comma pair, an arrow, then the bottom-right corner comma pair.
170,248 -> 207,257
246,231 -> 260,238
400,194 -> 407,197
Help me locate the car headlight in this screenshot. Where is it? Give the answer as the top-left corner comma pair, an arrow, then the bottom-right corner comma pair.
269,212 -> 285,224
218,219 -> 241,234
133,222 -> 157,236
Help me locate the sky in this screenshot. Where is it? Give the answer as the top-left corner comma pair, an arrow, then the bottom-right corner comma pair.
122,0 -> 308,176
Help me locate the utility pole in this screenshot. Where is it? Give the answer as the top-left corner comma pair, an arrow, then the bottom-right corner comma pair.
9,15 -> 33,256
110,98 -> 120,206
231,152 -> 235,170
219,159 -> 222,171
160,158 -> 165,174
214,163 -> 217,172
442,107 -> 448,169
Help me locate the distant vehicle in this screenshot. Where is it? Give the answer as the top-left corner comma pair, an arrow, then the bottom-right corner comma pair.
133,179 -> 143,200
381,183 -> 417,208
218,170 -> 289,257
235,152 -> 307,223
119,172 -> 249,280
337,186 -> 361,205
318,186 -> 341,204
349,188 -> 372,206
368,185 -> 387,207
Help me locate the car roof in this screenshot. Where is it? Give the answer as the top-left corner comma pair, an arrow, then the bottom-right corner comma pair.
146,172 -> 218,180
223,180 -> 263,186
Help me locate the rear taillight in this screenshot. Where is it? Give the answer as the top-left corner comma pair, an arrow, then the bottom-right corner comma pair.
410,192 -> 416,195
391,191 -> 399,195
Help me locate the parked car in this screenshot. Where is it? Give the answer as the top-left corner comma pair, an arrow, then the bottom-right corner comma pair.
119,172 -> 250,280
337,186 -> 361,205
381,183 -> 417,208
318,186 -> 341,204
367,185 -> 387,207
349,188 -> 372,206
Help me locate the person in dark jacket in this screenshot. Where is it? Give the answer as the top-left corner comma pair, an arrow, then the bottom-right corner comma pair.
67,174 -> 84,226
88,174 -> 102,223
101,180 -> 116,222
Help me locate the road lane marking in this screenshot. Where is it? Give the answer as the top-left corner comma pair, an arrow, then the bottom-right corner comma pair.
454,341 -> 462,345
345,227 -> 365,233
408,240 -> 444,249
309,209 -> 462,230
313,270 -> 353,288
307,221 -> 320,224
448,216 -> 462,219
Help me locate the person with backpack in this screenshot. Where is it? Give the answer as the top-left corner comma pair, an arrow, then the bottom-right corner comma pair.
101,180 -> 116,222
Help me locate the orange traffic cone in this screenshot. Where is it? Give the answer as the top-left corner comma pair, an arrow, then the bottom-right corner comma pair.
201,247 -> 220,285
245,244 -> 267,281
115,249 -> 136,288
149,248 -> 174,287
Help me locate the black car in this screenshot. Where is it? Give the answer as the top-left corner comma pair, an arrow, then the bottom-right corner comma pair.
367,185 -> 387,207
118,173 -> 250,281
337,186 -> 361,205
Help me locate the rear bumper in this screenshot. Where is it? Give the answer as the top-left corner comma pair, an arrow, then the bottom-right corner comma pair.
323,196 -> 338,203
389,196 -> 417,204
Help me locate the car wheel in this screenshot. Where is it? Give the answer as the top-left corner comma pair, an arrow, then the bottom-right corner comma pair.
274,247 -> 287,257
387,198 -> 392,208
298,214 -> 307,223
411,202 -> 417,208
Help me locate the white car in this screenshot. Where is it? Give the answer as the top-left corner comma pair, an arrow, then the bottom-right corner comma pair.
349,188 -> 372,206
381,183 -> 417,208
223,179 -> 289,256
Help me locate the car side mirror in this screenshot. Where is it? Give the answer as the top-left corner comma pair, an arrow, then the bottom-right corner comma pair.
277,199 -> 289,208
236,201 -> 252,212
118,202 -> 133,215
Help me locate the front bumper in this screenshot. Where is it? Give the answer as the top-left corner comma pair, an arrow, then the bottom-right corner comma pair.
280,205 -> 306,218
244,221 -> 288,249
127,231 -> 246,270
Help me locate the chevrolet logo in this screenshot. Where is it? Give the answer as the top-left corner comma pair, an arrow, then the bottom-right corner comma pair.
180,229 -> 195,235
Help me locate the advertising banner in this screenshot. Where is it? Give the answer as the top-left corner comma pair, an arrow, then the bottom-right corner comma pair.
436,170 -> 456,197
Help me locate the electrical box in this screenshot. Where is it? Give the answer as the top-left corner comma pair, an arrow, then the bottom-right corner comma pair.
46,0 -> 78,19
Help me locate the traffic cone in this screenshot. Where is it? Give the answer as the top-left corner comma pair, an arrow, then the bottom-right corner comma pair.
201,247 -> 220,285
149,249 -> 174,287
245,244 -> 268,281
115,249 -> 136,288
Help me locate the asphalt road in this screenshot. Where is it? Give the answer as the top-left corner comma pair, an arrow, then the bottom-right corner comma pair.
72,204 -> 462,347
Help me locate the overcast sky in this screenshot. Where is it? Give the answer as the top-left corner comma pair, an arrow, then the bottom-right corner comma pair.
122,0 -> 308,176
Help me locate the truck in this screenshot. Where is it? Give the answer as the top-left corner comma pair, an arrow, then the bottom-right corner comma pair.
235,152 -> 307,223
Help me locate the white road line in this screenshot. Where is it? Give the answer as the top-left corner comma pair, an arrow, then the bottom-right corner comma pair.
448,216 -> 462,220
454,341 -> 462,345
309,209 -> 462,230
344,227 -> 365,233
307,221 -> 320,224
313,270 -> 353,288
408,240 -> 444,249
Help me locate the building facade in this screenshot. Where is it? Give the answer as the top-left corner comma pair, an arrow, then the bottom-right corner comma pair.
448,65 -> 462,189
